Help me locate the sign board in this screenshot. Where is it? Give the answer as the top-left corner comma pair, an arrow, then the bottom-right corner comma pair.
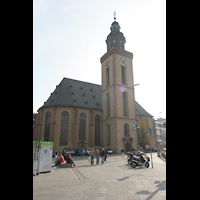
147,128 -> 151,136
37,141 -> 53,174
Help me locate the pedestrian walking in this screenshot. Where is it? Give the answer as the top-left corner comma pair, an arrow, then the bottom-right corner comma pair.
121,147 -> 124,158
89,147 -> 96,165
82,149 -> 85,157
104,148 -> 108,161
100,148 -> 105,165
96,149 -> 100,164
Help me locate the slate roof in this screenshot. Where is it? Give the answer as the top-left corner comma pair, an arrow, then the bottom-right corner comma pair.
135,101 -> 153,117
40,78 -> 153,117
42,78 -> 102,110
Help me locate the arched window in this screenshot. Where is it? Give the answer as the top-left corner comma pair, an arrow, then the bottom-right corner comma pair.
60,112 -> 69,145
107,124 -> 110,145
124,123 -> 130,136
123,92 -> 129,116
79,113 -> 86,140
106,93 -> 110,117
121,65 -> 126,84
106,68 -> 109,87
95,115 -> 100,145
44,112 -> 51,141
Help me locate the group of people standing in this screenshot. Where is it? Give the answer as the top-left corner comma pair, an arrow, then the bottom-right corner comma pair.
89,147 -> 107,165
52,147 -> 108,168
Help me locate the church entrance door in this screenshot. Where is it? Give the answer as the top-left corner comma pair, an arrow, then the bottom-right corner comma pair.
125,143 -> 130,152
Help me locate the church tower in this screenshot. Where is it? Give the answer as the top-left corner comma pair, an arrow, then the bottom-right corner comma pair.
100,14 -> 137,153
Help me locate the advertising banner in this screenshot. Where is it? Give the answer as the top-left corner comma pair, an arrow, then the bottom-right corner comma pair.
37,141 -> 53,174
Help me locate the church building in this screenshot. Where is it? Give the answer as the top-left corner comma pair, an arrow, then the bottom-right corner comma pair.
33,16 -> 157,153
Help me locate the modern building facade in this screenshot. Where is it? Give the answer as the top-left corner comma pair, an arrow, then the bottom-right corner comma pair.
155,118 -> 166,148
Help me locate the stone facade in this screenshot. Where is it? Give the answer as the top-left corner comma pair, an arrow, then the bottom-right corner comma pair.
33,19 -> 157,153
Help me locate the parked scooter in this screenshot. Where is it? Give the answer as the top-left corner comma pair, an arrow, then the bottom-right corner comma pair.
127,151 -> 140,165
127,150 -> 149,164
131,151 -> 150,168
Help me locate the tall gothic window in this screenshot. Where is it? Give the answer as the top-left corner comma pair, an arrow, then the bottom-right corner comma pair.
79,113 -> 86,140
60,112 -> 69,145
44,112 -> 51,141
123,92 -> 129,116
124,123 -> 129,136
106,92 -> 110,117
107,124 -> 111,145
95,115 -> 100,145
106,124 -> 110,145
121,65 -> 126,84
106,68 -> 109,87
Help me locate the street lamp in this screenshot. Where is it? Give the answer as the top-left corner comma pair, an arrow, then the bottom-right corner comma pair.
133,83 -> 140,150
159,112 -> 163,149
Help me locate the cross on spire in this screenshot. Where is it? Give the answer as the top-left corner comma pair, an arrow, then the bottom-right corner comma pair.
113,10 -> 116,21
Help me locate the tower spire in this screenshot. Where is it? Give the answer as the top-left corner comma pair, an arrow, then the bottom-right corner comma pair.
113,10 -> 116,21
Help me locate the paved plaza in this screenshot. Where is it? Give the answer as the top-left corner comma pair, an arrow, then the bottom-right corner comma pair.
33,153 -> 166,200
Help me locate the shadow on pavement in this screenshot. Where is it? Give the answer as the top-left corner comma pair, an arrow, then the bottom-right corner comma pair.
135,180 -> 166,200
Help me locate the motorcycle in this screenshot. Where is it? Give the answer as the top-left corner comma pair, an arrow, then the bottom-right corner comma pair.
127,151 -> 150,168
127,151 -> 140,165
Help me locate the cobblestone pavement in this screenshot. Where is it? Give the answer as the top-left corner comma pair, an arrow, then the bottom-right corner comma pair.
33,153 -> 166,200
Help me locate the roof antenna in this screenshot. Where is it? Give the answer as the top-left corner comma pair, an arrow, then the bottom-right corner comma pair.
113,10 -> 116,21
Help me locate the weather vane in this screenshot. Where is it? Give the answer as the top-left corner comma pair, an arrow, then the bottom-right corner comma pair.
114,10 -> 116,21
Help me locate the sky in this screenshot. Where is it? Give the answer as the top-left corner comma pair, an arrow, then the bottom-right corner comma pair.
33,0 -> 166,120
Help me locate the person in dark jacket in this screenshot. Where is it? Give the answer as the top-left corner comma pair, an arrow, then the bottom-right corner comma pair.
64,152 -> 69,162
100,148 -> 105,165
96,149 -> 100,164
104,149 -> 108,161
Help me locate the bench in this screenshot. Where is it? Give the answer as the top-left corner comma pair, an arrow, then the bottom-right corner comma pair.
60,162 -> 70,168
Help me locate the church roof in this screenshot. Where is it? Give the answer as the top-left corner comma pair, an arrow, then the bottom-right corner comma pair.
135,101 -> 153,117
40,78 -> 153,117
41,78 -> 102,111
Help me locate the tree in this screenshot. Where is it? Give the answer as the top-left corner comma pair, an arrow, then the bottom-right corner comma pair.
138,118 -> 149,149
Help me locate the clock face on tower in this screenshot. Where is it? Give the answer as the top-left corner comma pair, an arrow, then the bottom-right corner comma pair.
105,60 -> 110,69
120,58 -> 127,67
